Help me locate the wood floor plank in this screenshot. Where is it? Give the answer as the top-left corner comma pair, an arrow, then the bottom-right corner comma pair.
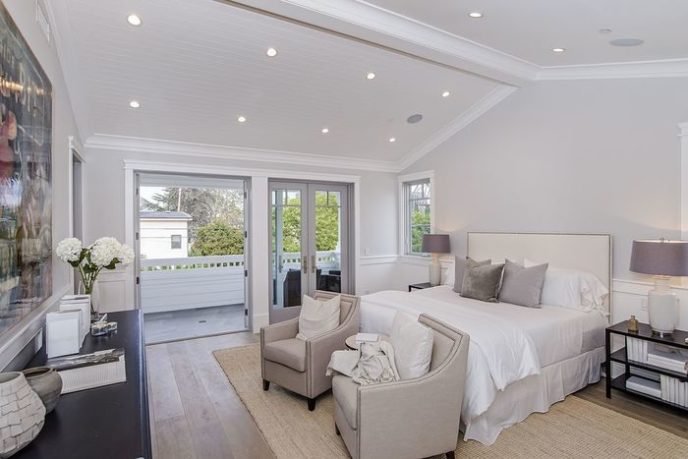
186,335 -> 274,459
155,415 -> 198,459
147,344 -> 186,422
166,340 -> 236,459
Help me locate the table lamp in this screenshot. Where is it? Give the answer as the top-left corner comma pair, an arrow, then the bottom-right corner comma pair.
422,234 -> 450,286
629,239 -> 688,336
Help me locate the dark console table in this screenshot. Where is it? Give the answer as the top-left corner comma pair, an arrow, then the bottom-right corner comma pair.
16,310 -> 151,459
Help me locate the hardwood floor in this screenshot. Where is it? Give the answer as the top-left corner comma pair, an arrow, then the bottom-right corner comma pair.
147,332 -> 687,459
576,381 -> 688,440
146,332 -> 274,459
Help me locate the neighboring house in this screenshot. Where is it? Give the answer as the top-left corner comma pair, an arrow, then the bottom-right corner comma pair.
139,211 -> 192,259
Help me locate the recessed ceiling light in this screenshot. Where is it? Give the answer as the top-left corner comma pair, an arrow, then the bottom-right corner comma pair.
552,47 -> 566,53
442,91 -> 451,98
127,14 -> 142,26
321,127 -> 329,134
389,137 -> 396,143
468,11 -> 483,19
366,72 -> 376,80
237,115 -> 247,123
266,47 -> 278,57
610,38 -> 644,47
129,100 -> 140,108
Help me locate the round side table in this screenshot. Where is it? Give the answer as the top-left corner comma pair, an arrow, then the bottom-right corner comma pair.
345,334 -> 390,350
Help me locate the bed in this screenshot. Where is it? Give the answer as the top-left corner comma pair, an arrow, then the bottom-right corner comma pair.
359,232 -> 612,445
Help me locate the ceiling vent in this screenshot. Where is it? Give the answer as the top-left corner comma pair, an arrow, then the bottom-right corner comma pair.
35,0 -> 51,43
407,113 -> 423,124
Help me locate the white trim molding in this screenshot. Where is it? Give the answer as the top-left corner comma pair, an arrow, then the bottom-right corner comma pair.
87,134 -> 399,173
681,122 -> 688,240
397,170 -> 435,257
539,58 -> 688,81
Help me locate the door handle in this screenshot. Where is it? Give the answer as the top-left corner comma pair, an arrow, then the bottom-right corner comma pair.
278,255 -> 283,273
302,255 -> 308,274
311,255 -> 316,274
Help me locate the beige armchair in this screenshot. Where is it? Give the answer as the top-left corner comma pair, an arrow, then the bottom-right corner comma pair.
332,314 -> 470,459
260,291 -> 360,411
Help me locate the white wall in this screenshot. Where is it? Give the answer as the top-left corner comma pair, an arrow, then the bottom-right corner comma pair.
0,0 -> 83,368
401,78 -> 688,282
82,146 -> 398,330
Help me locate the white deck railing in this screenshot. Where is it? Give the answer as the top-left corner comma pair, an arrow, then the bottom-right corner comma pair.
139,252 -> 339,314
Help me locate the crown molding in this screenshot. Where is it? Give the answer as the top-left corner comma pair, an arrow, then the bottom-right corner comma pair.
85,134 -> 400,173
538,58 -> 688,81
397,85 -> 517,171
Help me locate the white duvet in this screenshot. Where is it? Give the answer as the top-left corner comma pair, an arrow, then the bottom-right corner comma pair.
360,286 -> 607,425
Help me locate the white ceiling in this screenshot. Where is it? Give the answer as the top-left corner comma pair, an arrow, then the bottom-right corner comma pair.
366,0 -> 688,67
54,0 -> 500,163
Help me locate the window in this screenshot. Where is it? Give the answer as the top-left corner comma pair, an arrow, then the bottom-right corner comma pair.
402,177 -> 432,255
171,234 -> 182,249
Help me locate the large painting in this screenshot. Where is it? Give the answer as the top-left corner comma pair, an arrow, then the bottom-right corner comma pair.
0,2 -> 53,336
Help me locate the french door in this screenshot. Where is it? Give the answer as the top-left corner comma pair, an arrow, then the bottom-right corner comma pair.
269,181 -> 352,323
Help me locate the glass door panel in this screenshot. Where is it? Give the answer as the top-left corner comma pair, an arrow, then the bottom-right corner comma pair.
270,183 -> 307,323
310,188 -> 348,294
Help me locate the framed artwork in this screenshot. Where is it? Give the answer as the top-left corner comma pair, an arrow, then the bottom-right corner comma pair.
0,2 -> 53,337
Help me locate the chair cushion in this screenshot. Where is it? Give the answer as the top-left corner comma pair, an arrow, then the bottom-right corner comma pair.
263,338 -> 306,372
332,375 -> 358,429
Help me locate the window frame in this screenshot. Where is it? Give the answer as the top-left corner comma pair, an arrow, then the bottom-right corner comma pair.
398,171 -> 435,257
170,234 -> 182,250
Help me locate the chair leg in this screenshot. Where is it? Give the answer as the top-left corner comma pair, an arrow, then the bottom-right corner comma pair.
262,379 -> 270,391
307,398 -> 316,411
446,451 -> 455,459
335,424 -> 340,436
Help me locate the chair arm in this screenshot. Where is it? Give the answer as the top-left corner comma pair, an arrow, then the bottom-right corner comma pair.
260,317 -> 299,344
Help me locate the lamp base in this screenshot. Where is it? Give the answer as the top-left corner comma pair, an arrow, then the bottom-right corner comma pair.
429,254 -> 441,286
647,278 -> 678,336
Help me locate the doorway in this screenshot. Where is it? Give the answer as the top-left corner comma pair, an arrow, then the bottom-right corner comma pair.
70,145 -> 84,294
269,181 -> 353,323
136,173 -> 250,343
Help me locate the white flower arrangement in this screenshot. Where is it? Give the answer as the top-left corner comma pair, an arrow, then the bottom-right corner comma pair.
55,237 -> 134,311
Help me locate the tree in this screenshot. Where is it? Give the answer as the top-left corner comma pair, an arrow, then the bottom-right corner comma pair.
189,220 -> 244,256
275,193 -> 340,253
410,207 -> 430,253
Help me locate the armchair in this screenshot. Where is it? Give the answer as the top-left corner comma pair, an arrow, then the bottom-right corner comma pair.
260,291 -> 360,411
332,314 -> 470,459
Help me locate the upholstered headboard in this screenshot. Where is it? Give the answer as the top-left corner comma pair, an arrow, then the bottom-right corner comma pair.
467,232 -> 612,299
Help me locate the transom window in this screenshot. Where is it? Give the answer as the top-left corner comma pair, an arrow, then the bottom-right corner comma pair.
403,178 -> 431,255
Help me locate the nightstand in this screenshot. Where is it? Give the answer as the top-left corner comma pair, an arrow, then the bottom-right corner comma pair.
408,282 -> 433,292
605,320 -> 688,412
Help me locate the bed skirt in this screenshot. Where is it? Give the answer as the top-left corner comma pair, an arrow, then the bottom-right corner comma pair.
463,346 -> 605,445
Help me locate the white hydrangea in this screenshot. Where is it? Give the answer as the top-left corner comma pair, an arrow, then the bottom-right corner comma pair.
56,238 -> 82,263
119,244 -> 135,266
90,237 -> 123,268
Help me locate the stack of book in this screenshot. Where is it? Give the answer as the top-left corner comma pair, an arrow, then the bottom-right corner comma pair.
45,348 -> 127,394
647,345 -> 688,374
627,337 -> 649,363
626,376 -> 662,398
660,375 -> 688,407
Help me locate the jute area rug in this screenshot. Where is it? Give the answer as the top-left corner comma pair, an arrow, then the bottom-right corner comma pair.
214,344 -> 688,459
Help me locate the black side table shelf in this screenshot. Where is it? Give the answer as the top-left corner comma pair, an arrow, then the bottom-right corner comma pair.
408,282 -> 433,292
605,320 -> 688,413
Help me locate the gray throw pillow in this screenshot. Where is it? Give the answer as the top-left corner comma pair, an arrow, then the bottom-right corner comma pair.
453,257 -> 491,293
498,259 -> 549,308
460,263 -> 504,302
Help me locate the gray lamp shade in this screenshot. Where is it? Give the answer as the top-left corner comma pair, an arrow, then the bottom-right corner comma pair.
630,240 -> 688,276
421,234 -> 450,254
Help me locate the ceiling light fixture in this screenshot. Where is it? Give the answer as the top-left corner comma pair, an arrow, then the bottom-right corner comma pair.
552,47 -> 566,53
442,91 -> 451,98
468,11 -> 483,19
321,128 -> 329,134
237,115 -> 247,123
127,14 -> 142,26
266,47 -> 278,57
129,100 -> 140,108
389,137 -> 396,143
366,72 -> 376,80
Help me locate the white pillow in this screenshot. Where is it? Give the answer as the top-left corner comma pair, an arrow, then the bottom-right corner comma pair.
296,294 -> 341,340
524,259 -> 609,312
443,262 -> 455,287
390,312 -> 434,380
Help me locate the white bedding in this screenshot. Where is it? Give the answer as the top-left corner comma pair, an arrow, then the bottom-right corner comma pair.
360,285 -> 607,442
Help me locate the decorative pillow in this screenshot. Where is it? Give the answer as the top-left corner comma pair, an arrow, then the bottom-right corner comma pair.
498,259 -> 548,308
460,263 -> 504,302
390,312 -> 434,380
296,294 -> 341,340
453,257 -> 491,293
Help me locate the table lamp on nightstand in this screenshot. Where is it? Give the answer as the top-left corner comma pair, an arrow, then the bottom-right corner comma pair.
630,239 -> 688,337
422,234 -> 450,286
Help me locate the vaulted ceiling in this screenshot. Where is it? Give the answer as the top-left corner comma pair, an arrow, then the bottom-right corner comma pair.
49,0 -> 688,171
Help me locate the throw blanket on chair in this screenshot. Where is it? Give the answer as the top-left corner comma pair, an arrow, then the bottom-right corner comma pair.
326,341 -> 400,385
